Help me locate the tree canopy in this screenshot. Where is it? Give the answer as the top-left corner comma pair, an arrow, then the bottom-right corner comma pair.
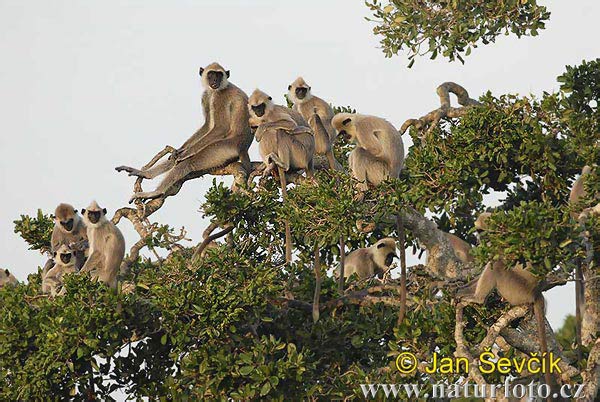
1,3 -> 599,401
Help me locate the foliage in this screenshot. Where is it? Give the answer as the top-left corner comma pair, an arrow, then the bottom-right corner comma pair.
2,53 -> 599,401
366,0 -> 550,66
13,209 -> 54,254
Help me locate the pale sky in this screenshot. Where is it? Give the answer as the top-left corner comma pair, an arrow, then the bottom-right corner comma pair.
1,0 -> 598,330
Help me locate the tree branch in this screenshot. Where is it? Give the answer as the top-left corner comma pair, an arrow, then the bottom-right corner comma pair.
400,82 -> 481,139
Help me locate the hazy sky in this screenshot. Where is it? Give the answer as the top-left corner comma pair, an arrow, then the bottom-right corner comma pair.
1,0 -> 598,330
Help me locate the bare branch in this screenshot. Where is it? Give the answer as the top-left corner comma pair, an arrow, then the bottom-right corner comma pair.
400,82 -> 481,138
191,225 -> 233,261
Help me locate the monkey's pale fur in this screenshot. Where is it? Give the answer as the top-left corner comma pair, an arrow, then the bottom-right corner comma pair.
42,244 -> 77,297
117,62 -> 253,202
80,201 -> 125,289
340,238 -> 398,279
288,77 -> 341,170
440,232 -> 474,265
332,113 -> 405,191
457,212 -> 555,390
50,203 -> 88,271
569,165 -> 598,220
248,89 -> 315,176
462,211 -> 541,304
0,268 -> 18,287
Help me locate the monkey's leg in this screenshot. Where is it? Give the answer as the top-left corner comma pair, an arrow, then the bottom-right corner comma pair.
139,159 -> 176,179
349,149 -> 369,193
115,160 -> 173,179
101,251 -> 122,289
131,142 -> 239,202
457,263 -> 496,304
239,150 -> 252,174
277,165 -> 293,264
80,251 -> 102,274
326,150 -> 342,171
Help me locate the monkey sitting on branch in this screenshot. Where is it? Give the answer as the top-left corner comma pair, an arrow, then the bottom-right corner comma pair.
80,201 -> 126,289
336,238 -> 398,281
116,62 -> 253,205
247,89 -> 315,264
456,212 -> 558,397
42,244 -> 78,297
331,113 -> 408,323
287,77 -> 342,171
0,269 -> 18,288
42,203 -> 88,276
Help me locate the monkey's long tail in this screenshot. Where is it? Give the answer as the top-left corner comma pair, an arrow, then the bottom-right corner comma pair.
534,297 -> 558,401
277,166 -> 293,264
338,236 -> 346,293
313,244 -> 321,322
396,214 -> 407,325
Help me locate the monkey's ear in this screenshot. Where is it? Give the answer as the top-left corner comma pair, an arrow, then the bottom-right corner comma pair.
288,85 -> 292,90
226,70 -> 230,78
199,67 -> 205,76
4,269 -> 10,275
268,96 -> 272,100
73,209 -> 78,214
342,118 -> 351,126
102,208 -> 107,215
81,209 -> 86,214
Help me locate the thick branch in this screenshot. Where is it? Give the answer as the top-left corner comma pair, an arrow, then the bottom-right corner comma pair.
400,82 -> 481,137
401,206 -> 469,279
478,305 -> 529,352
454,303 -> 498,400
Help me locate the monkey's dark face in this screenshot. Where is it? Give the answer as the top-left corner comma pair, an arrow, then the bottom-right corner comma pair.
87,210 -> 103,224
60,218 -> 74,232
385,252 -> 397,267
206,70 -> 224,90
252,103 -> 266,117
60,252 -> 72,264
295,86 -> 308,100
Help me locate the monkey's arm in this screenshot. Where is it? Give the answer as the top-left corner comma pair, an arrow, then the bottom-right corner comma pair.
80,250 -> 102,273
175,92 -> 212,156
175,96 -> 236,161
356,129 -> 384,157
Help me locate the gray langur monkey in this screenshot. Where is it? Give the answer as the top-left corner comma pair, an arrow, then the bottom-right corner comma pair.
0,268 -> 18,288
80,201 -> 126,289
332,113 -> 408,323
569,165 -> 594,220
338,238 -> 398,280
42,244 -> 77,297
248,89 -> 315,264
444,233 -> 474,265
423,232 -> 474,266
287,77 -> 342,170
568,165 -> 595,360
116,62 -> 253,203
248,89 -> 315,178
47,203 -> 88,272
457,212 -> 556,396
331,113 -> 405,192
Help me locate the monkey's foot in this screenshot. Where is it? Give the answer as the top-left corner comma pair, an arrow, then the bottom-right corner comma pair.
115,166 -> 149,178
129,191 -> 163,204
